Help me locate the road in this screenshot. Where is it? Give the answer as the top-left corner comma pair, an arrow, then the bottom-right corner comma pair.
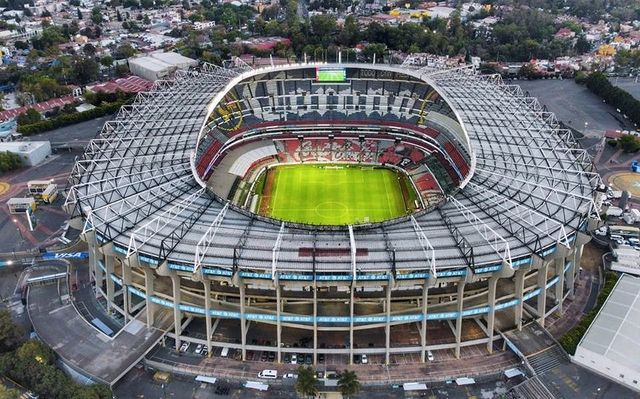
0,116 -> 111,253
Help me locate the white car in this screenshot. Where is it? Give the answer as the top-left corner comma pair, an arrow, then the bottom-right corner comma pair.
361,354 -> 368,364
291,354 -> 297,364
427,350 -> 434,361
283,373 -> 298,379
258,369 -> 278,379
195,344 -> 204,355
179,342 -> 190,352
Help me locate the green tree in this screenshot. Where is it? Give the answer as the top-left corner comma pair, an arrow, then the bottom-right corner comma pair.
575,36 -> 591,54
0,385 -> 20,399
72,57 -> 99,84
295,366 -> 317,398
115,42 -> 136,59
17,109 -> 42,126
338,369 -> 360,398
0,152 -> 23,173
91,7 -> 102,24
100,55 -> 113,68
83,43 -> 96,57
618,134 -> 640,153
0,309 -> 23,352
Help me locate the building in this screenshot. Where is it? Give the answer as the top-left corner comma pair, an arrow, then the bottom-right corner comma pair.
128,52 -> 197,81
574,274 -> 640,393
63,61 -> 599,383
0,141 -> 51,166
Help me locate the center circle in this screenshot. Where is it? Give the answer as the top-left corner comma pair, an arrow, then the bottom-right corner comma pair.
315,201 -> 349,219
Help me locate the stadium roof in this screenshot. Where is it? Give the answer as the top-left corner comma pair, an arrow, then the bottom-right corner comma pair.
64,61 -> 600,276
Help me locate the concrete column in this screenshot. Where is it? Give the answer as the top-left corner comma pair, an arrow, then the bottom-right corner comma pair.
454,281 -> 465,359
171,274 -> 182,350
121,261 -> 131,323
554,257 -> 565,314
239,281 -> 247,361
421,281 -> 428,363
313,282 -> 318,365
568,244 -> 583,299
143,268 -> 155,327
486,277 -> 498,353
385,280 -> 391,365
514,269 -> 525,331
537,263 -> 549,327
93,249 -> 104,299
204,280 -> 212,355
105,255 -> 115,313
276,278 -> 282,363
87,238 -> 97,285
349,283 -> 355,365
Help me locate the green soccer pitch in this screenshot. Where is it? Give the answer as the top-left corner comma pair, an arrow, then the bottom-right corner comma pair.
257,164 -> 414,225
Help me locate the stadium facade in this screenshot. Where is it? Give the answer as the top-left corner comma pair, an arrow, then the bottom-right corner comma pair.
65,60 -> 603,365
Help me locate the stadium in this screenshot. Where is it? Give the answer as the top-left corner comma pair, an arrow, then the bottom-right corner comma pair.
64,60 -> 602,366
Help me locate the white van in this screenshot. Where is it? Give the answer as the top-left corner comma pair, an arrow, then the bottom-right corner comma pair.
258,369 -> 278,379
221,347 -> 229,357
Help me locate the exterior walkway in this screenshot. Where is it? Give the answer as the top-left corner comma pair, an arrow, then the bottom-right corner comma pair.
27,264 -> 173,386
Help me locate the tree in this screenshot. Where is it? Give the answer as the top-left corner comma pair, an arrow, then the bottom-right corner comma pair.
337,369 -> 360,399
100,55 -> 113,68
83,43 -> 96,57
17,109 -> 42,126
114,42 -> 136,59
72,57 -> 99,84
295,366 -> 317,398
618,134 -> 640,153
0,309 -> 23,352
0,385 -> 20,399
575,36 -> 591,54
91,7 -> 102,24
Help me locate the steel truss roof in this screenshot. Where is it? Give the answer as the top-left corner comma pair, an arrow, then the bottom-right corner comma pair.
68,62 -> 599,275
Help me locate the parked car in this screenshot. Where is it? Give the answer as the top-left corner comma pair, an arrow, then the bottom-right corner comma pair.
361,354 -> 368,364
179,342 -> 190,352
194,344 -> 204,355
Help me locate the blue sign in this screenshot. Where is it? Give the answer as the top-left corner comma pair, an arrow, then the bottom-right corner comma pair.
42,252 -> 89,260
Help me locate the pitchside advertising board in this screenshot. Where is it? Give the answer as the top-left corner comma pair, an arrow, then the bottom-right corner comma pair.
42,252 -> 89,260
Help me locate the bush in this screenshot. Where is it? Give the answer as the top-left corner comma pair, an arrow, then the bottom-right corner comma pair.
607,139 -> 617,146
559,272 -> 620,355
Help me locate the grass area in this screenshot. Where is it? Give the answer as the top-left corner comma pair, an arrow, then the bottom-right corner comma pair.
258,163 -> 411,225
559,271 -> 620,355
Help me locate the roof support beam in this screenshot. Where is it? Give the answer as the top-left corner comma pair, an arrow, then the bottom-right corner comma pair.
194,202 -> 229,275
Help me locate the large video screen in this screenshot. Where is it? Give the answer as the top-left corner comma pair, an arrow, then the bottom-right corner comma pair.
316,67 -> 347,82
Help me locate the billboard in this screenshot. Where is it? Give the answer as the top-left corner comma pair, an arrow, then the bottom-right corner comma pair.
316,67 -> 346,82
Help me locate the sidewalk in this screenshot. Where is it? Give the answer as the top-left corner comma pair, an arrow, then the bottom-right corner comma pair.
146,343 -> 519,386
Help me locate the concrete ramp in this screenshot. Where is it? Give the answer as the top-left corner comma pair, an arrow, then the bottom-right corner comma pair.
28,282 -> 172,386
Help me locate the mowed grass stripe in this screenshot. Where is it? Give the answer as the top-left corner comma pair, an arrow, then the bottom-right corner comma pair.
262,164 -> 411,225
